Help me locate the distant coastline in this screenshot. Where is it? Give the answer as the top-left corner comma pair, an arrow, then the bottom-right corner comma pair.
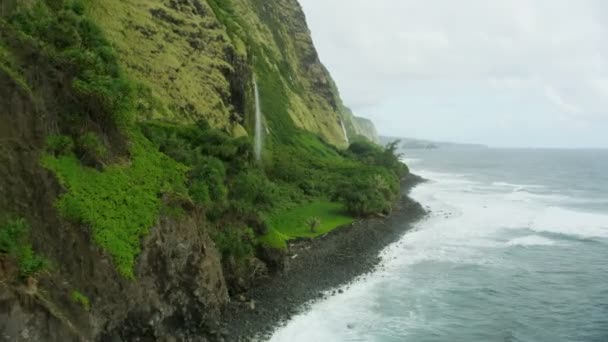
380,136 -> 488,150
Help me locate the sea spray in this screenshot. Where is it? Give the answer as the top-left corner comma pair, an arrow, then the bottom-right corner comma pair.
270,149 -> 608,342
253,76 -> 263,162
340,120 -> 349,145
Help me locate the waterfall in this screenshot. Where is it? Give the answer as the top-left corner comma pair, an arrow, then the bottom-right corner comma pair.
253,76 -> 263,162
340,120 -> 349,144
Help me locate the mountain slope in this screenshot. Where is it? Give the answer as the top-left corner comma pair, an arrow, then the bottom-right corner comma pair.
86,0 -> 359,147
0,1 -> 392,340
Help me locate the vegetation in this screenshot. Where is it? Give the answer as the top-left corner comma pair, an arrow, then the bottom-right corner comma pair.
259,202 -> 354,249
306,217 -> 321,233
0,217 -> 48,277
3,0 -> 135,131
212,227 -> 255,260
42,133 -> 187,278
2,0 -> 187,278
1,0 -> 408,280
337,139 -> 406,216
45,135 -> 75,157
71,290 -> 91,311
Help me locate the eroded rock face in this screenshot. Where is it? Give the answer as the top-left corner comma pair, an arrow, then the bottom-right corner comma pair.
0,67 -> 229,341
0,288 -> 82,342
98,214 -> 229,341
0,214 -> 229,342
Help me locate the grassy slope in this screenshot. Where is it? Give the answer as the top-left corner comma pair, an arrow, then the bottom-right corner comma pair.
260,201 -> 355,249
42,133 -> 187,278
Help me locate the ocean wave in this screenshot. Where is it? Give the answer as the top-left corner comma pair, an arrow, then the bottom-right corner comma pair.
271,161 -> 608,341
401,157 -> 422,165
530,207 -> 608,239
506,235 -> 558,247
491,181 -> 545,189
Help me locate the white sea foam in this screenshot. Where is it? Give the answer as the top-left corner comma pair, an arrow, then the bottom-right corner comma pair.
506,235 -> 558,247
530,206 -> 608,239
401,157 -> 422,165
269,165 -> 607,341
492,181 -> 545,190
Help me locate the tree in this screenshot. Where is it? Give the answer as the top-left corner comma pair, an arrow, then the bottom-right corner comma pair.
306,217 -> 321,233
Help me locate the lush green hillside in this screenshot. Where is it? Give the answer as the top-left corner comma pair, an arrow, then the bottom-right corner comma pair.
82,0 -> 359,147
0,0 -> 404,340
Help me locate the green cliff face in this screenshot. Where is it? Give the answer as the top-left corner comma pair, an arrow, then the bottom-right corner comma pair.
340,106 -> 381,144
0,0 -> 392,340
353,116 -> 380,143
86,0 -> 357,147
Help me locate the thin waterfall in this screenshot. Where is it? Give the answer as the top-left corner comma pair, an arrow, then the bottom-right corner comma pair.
254,76 -> 263,162
340,120 -> 349,144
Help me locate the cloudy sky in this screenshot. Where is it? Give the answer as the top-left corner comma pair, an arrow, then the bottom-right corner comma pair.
298,0 -> 608,148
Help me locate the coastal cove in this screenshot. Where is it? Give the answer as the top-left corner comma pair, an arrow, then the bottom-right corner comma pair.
224,174 -> 426,340
270,148 -> 608,342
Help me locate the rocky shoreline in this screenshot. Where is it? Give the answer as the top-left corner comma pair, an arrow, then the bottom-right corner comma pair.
223,174 -> 427,341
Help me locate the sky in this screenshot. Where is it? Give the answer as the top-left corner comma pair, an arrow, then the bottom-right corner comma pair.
298,0 -> 608,148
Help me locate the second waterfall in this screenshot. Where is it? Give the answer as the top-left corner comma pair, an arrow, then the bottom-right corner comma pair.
253,76 -> 263,162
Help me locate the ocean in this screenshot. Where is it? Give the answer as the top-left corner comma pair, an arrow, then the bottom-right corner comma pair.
270,148 -> 608,342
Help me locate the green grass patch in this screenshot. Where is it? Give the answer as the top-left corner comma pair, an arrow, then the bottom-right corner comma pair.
259,201 -> 356,249
257,228 -> 288,249
42,132 -> 188,278
70,290 -> 90,311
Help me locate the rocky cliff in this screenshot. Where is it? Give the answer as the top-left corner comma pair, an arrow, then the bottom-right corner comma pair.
353,116 -> 380,144
339,106 -> 380,144
84,0 -> 360,147
0,0 -> 385,340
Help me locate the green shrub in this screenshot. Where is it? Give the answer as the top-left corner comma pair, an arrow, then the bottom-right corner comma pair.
0,217 -> 48,277
77,132 -> 108,163
71,290 -> 90,311
306,217 -> 321,233
0,217 -> 27,253
230,170 -> 278,211
338,171 -> 398,217
189,179 -> 211,206
45,134 -> 75,156
348,139 -> 407,177
17,245 -> 48,277
190,157 -> 227,204
140,122 -> 235,210
212,227 -> 255,260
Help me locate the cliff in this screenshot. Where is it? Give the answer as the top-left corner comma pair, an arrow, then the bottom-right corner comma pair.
83,0 -> 354,147
0,1 -> 392,341
339,106 -> 380,144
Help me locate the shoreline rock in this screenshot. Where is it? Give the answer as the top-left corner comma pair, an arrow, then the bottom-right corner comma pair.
223,174 -> 427,340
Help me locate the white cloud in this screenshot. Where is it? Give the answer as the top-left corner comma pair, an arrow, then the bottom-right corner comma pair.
543,86 -> 582,116
299,0 -> 608,147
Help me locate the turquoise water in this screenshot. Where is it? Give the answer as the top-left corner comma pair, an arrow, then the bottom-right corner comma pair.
271,148 -> 608,342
